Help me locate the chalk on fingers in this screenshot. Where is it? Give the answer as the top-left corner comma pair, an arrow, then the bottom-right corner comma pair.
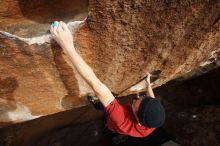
51,21 -> 59,28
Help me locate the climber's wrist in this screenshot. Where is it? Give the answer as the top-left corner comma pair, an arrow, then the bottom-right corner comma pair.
146,84 -> 152,88
145,79 -> 151,86
63,45 -> 75,54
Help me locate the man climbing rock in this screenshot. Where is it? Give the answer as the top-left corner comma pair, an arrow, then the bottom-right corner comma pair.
50,21 -> 165,138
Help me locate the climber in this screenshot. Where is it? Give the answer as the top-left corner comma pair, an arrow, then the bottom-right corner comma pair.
50,21 -> 165,138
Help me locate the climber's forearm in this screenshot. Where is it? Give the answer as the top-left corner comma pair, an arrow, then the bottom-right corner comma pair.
146,85 -> 155,98
64,45 -> 115,107
65,46 -> 101,88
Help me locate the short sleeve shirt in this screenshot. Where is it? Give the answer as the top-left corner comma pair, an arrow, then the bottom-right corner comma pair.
105,99 -> 155,137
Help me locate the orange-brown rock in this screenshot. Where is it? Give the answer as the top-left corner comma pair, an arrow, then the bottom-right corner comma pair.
75,0 -> 220,94
0,0 -> 219,126
0,0 -> 88,37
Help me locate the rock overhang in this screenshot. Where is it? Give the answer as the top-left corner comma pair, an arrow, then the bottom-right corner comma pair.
0,0 -> 219,126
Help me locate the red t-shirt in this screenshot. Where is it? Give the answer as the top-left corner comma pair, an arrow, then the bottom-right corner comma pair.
105,99 -> 155,137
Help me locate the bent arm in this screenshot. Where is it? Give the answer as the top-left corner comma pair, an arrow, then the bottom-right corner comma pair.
145,73 -> 155,98
146,84 -> 155,98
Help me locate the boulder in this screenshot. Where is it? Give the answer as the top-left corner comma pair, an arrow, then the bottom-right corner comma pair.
0,0 -> 219,125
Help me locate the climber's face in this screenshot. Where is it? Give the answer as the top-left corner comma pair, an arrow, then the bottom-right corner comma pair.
131,96 -> 144,123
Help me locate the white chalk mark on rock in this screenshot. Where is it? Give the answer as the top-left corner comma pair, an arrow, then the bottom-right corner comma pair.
0,20 -> 84,45
0,103 -> 41,122
129,80 -> 147,92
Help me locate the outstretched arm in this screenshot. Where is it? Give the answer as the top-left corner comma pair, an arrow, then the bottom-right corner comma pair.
50,21 -> 115,107
145,73 -> 155,98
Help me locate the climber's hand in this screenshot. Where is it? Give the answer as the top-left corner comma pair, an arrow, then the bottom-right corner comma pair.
50,21 -> 74,53
145,73 -> 152,86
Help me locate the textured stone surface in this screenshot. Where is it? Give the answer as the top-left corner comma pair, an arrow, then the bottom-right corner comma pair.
0,0 -> 88,37
0,0 -> 89,125
0,0 -> 219,125
75,0 -> 220,95
0,35 -> 67,120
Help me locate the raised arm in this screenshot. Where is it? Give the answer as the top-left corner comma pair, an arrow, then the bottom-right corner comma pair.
50,21 -> 115,107
145,73 -> 155,98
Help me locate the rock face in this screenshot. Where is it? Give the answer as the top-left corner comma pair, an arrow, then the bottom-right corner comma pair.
0,0 -> 88,37
0,0 -> 219,125
76,0 -> 220,94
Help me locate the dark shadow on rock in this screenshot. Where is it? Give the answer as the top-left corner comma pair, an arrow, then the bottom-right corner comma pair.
0,36 -> 20,126
0,77 -> 18,101
18,0 -> 89,24
0,77 -> 18,124
150,70 -> 161,83
51,41 -> 87,110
